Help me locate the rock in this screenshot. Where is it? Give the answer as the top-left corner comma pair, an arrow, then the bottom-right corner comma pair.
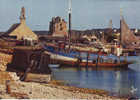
8,72 -> 20,82
0,71 -> 20,85
0,64 -> 7,71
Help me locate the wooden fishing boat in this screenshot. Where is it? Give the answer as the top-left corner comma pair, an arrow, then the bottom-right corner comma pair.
44,46 -> 133,68
58,60 -> 132,68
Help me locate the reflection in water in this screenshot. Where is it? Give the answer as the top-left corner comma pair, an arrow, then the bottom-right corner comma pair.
51,62 -> 140,97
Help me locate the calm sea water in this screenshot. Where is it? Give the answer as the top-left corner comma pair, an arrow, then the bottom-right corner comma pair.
51,56 -> 140,98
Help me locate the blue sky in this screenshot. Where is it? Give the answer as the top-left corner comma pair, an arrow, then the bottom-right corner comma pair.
0,0 -> 140,31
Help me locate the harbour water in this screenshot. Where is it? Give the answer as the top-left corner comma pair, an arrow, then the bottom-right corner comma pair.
51,56 -> 140,98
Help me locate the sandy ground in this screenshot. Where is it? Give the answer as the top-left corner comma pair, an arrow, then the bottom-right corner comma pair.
0,81 -> 127,99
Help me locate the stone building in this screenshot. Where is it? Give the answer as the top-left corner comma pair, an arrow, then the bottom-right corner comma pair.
49,16 -> 68,37
5,7 -> 38,41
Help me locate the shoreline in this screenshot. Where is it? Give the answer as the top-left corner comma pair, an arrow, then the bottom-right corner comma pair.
0,79 -> 128,99
48,80 -> 109,95
47,80 -> 128,99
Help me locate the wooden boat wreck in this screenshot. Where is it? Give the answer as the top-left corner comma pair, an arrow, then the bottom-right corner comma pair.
6,46 -> 52,83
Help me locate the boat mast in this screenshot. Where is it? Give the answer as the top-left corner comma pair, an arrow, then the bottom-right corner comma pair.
68,0 -> 72,50
120,8 -> 123,45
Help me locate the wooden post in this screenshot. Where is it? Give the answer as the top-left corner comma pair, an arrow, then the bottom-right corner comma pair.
124,53 -> 128,62
6,80 -> 11,94
96,54 -> 100,68
86,52 -> 89,67
118,56 -> 120,64
68,0 -> 72,51
20,60 -> 34,81
77,52 -> 81,67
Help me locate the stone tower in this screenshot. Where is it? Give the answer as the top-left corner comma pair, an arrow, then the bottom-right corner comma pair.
49,16 -> 68,37
20,7 -> 26,24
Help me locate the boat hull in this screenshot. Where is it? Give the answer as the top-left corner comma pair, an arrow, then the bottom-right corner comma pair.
53,59 -> 130,68
45,51 -> 132,68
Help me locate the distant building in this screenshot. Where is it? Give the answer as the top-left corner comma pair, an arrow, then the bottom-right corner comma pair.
5,7 -> 38,41
49,16 -> 68,37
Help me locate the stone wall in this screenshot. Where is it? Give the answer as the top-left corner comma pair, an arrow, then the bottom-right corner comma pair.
0,50 -> 20,85
0,52 -> 13,71
0,71 -> 20,84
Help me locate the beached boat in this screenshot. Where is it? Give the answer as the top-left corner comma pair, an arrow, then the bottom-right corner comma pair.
44,45 -> 133,68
